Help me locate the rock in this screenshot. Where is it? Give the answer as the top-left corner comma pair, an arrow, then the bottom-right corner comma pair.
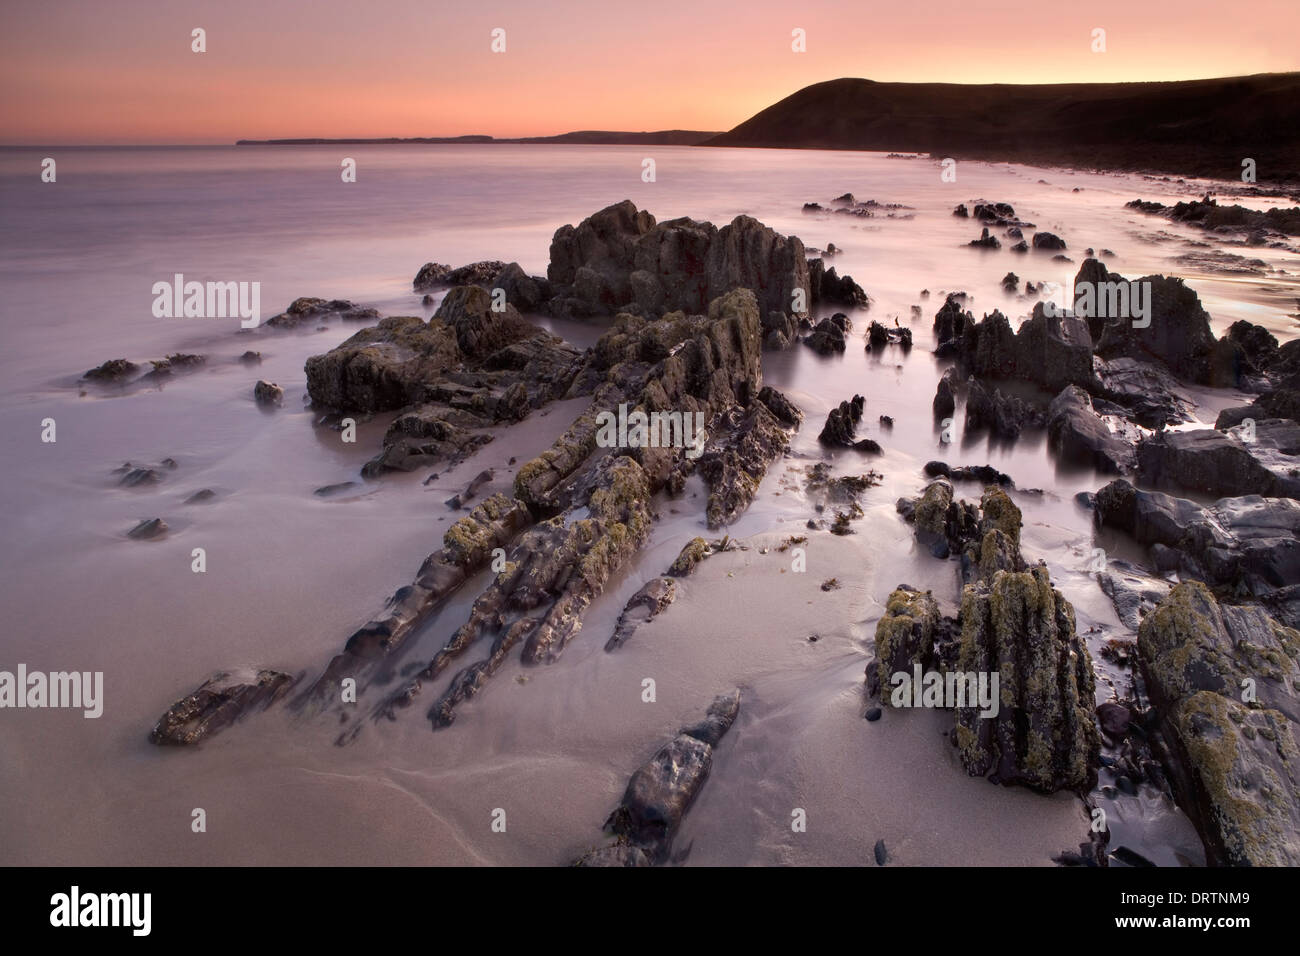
1097,702 -> 1132,739
1010,240 -> 1029,253
1094,478 -> 1300,611
898,478 -> 977,559
184,489 -> 216,504
435,285 -> 535,358
968,227 -> 1001,249
668,537 -> 711,577
445,468 -> 494,510
573,845 -> 652,867
265,297 -> 378,328
364,410 -> 494,476
1047,385 -> 1135,474
1079,259 -> 1225,386
955,565 -> 1101,792
149,670 -> 295,745
804,314 -> 850,354
1098,562 -> 1172,631
238,351 -> 262,365
808,258 -> 871,309
699,402 -> 795,527
413,260 -> 508,293
603,690 -> 741,862
867,321 -> 889,349
923,461 -> 1013,486
127,517 -> 167,539
1001,272 -> 1019,292
253,380 -> 284,405
953,204 -> 970,217
974,201 -> 1016,222
1137,582 -> 1300,865
1093,356 -> 1191,428
757,386 -> 802,427
870,586 -> 940,703
964,380 -> 1040,439
544,201 -> 866,346
1137,421 -> 1300,498
933,294 -> 973,356
119,467 -> 161,487
1032,232 -> 1067,250
314,481 -> 357,497
874,839 -> 888,865
933,368 -> 957,419
1014,304 -> 1096,392
84,359 -> 138,381
606,577 -> 677,651
818,395 -> 878,451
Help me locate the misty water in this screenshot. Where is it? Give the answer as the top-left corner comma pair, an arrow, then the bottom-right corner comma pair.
1,144 -> 1296,865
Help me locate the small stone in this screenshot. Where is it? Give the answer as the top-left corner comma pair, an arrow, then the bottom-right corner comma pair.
874,838 -> 888,865
865,707 -> 882,722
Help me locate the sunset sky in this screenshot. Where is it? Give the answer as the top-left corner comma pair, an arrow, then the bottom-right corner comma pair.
3,0 -> 1298,145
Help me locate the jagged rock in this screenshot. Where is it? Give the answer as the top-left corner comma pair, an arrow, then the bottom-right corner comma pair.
1137,421 -> 1300,498
149,670 -> 295,745
804,313 -> 850,354
1001,272 -> 1019,292
544,201 -> 864,347
897,478 -> 977,559
870,586 -> 940,704
867,320 -> 889,349
1015,304 -> 1096,392
818,394 -> 879,452
964,380 -> 1041,439
603,690 -> 741,862
968,227 -> 1001,249
933,367 -> 957,419
1047,386 -> 1134,473
84,359 -> 138,381
961,310 -> 1018,378
1010,240 -> 1029,253
955,565 -> 1100,792
1137,582 -> 1300,865
808,258 -> 871,309
953,204 -> 970,217
933,294 -> 973,356
699,402 -> 792,527
757,385 -> 802,426
606,578 -> 677,651
434,285 -> 535,358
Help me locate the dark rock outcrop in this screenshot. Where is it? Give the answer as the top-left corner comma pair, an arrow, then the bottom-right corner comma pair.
150,670 -> 296,745
1047,386 -> 1134,473
1137,582 -> 1300,865
1136,421 -> 1300,499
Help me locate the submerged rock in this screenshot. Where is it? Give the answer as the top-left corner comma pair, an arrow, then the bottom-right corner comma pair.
253,380 -> 284,405
605,577 -> 677,651
83,358 -> 138,382
127,517 -> 167,539
265,297 -> 378,328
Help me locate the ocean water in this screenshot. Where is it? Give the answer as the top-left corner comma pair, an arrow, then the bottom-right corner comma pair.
0,144 -> 1295,865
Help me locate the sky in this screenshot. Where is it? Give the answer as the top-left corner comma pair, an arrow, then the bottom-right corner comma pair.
2,0 -> 1298,145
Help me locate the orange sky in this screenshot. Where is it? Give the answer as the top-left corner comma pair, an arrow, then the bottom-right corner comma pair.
3,0 -> 1297,145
